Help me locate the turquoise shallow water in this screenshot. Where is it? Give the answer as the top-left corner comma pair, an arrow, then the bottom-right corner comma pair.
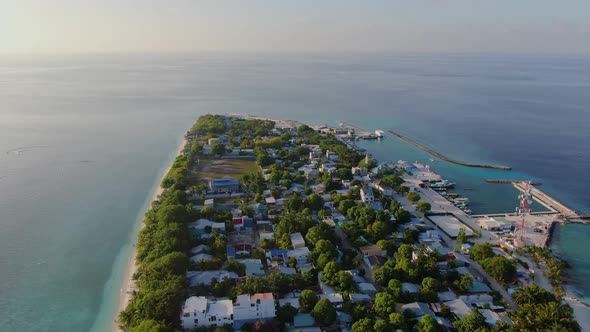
0,54 -> 589,330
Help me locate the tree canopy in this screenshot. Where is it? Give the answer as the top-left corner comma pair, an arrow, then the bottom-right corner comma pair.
311,299 -> 337,326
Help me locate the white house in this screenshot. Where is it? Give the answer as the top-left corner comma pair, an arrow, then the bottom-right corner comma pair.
290,232 -> 306,249
351,167 -> 368,176
233,293 -> 276,328
287,246 -> 310,265
360,188 -> 374,204
372,180 -> 394,197
180,296 -> 233,330
189,219 -> 226,232
187,270 -> 239,287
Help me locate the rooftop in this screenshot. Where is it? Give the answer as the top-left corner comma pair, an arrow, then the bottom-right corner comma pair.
208,299 -> 233,317
210,178 -> 240,186
182,296 -> 208,314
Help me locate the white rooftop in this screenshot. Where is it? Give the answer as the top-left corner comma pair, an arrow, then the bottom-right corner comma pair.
208,299 -> 233,317
427,215 -> 474,238
182,296 -> 207,314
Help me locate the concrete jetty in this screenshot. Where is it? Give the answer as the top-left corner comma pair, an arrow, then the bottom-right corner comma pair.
512,182 -> 584,221
388,130 -> 512,170
339,121 -> 378,139
486,179 -> 542,185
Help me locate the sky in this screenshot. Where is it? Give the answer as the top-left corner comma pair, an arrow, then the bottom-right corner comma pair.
1,0 -> 590,55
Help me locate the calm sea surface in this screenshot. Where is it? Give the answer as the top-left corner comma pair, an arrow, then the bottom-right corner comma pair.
0,54 -> 589,331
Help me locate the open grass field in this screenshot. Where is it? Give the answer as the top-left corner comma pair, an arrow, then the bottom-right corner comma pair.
190,158 -> 258,184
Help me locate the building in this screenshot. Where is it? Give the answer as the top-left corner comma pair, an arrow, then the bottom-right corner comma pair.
358,282 -> 377,296
233,293 -> 276,329
444,298 -> 473,319
290,232 -> 306,249
400,302 -> 435,319
238,258 -> 265,277
372,180 -> 394,197
187,270 -> 239,287
287,247 -> 310,265
360,187 -> 374,204
478,217 -> 514,232
319,293 -> 344,307
208,179 -> 241,193
188,219 -> 226,239
180,296 -> 233,330
349,293 -> 371,303
351,167 -> 368,176
402,283 -> 421,294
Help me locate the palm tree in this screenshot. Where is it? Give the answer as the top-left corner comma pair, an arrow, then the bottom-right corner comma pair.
512,284 -> 556,306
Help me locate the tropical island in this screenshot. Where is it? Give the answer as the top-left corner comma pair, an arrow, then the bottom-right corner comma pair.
118,114 -> 580,332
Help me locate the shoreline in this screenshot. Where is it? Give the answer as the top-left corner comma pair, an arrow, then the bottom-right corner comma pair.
113,136 -> 187,331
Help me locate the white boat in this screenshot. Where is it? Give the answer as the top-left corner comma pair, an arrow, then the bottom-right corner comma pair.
375,130 -> 384,138
429,179 -> 456,189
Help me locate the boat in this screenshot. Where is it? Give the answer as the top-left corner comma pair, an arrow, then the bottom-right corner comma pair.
463,209 -> 472,214
428,179 -> 456,189
375,130 -> 385,138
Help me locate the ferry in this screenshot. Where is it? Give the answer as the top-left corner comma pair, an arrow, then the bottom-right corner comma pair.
375,130 -> 384,138
429,179 -> 456,189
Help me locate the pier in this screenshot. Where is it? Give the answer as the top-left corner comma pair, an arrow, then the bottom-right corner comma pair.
388,130 -> 512,170
339,121 -> 378,139
486,179 -> 541,185
512,181 -> 586,221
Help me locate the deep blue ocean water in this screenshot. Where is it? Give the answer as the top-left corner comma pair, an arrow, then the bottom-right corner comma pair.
0,54 -> 589,331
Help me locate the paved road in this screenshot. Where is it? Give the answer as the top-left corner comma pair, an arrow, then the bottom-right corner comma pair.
466,257 -> 517,309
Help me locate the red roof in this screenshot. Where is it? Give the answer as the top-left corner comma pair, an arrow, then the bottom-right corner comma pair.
251,293 -> 274,301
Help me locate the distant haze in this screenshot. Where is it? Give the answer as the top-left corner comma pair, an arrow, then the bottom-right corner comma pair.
2,0 -> 590,55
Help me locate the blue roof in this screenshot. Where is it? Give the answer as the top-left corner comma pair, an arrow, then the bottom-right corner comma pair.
226,245 -> 236,257
469,281 -> 492,293
293,313 -> 315,327
269,249 -> 287,257
210,179 -> 240,187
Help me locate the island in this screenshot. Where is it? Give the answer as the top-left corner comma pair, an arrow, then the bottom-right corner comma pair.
117,114 -> 580,332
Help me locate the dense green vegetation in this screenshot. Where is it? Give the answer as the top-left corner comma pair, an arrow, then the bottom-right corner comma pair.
190,114 -> 227,135
119,143 -> 196,330
510,285 -> 580,331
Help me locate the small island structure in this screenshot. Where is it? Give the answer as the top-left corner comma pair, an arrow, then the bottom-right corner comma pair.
117,114 -> 580,332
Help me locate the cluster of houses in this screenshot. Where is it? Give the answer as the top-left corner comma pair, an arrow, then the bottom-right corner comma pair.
181,293 -> 276,330
180,123 -> 516,331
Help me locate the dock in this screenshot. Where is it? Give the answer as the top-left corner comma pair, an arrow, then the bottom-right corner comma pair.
486,179 -> 541,185
339,121 -> 379,139
388,130 -> 512,170
512,181 -> 586,222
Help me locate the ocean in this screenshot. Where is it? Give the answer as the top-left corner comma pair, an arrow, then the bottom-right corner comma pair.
0,53 -> 589,331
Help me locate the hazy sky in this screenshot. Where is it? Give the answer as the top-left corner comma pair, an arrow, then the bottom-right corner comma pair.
2,0 -> 590,54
